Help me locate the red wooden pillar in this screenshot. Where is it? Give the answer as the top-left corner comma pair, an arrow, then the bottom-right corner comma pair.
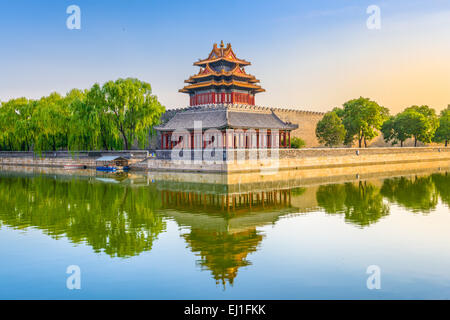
278,131 -> 281,148
161,133 -> 164,149
222,131 -> 226,148
203,132 -> 206,149
256,130 -> 259,149
244,130 -> 248,149
288,131 -> 291,148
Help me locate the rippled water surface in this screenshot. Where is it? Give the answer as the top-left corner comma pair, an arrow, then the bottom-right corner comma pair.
0,168 -> 449,299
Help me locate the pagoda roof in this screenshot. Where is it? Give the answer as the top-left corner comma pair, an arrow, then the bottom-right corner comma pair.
179,79 -> 265,93
194,41 -> 251,67
184,64 -> 260,84
154,104 -> 298,131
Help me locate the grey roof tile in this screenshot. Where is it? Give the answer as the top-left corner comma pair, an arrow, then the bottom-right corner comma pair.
155,104 -> 298,131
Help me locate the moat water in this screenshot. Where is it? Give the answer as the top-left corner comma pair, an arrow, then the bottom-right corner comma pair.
0,168 -> 449,299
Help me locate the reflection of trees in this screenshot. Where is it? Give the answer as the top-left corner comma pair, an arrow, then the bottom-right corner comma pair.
0,175 -> 165,258
432,173 -> 450,207
316,181 -> 389,227
316,184 -> 346,214
380,176 -> 438,213
182,228 -> 263,288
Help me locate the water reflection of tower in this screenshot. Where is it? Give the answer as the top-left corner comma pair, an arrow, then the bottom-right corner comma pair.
160,189 -> 293,213
183,228 -> 263,288
159,187 -> 297,288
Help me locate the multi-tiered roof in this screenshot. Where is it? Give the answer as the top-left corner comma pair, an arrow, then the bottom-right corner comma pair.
180,41 -> 265,106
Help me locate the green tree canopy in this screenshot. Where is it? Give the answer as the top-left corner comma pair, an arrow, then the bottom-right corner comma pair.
0,97 -> 35,151
433,106 -> 450,147
0,78 -> 165,152
32,92 -> 70,152
340,97 -> 389,148
381,113 -> 412,147
402,105 -> 438,147
315,111 -> 346,147
102,78 -> 165,150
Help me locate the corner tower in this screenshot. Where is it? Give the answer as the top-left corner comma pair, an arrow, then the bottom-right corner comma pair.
179,41 -> 265,106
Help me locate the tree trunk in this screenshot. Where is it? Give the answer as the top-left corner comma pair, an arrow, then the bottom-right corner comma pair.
364,137 -> 367,148
122,133 -> 129,150
446,140 -> 448,147
358,136 -> 363,148
400,140 -> 403,147
414,137 -> 417,147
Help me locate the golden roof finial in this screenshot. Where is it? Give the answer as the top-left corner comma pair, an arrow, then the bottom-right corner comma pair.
220,40 -> 224,48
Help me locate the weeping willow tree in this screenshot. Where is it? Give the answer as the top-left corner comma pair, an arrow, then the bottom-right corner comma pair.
102,78 -> 165,150
0,78 -> 165,151
32,92 -> 71,152
0,97 -> 36,151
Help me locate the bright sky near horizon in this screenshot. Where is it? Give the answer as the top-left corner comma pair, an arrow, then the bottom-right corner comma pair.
0,0 -> 449,114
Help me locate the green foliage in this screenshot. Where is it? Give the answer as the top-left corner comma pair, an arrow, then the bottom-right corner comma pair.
290,137 -> 306,149
0,78 -> 165,151
315,111 -> 346,147
381,113 -> 412,147
0,98 -> 35,151
382,105 -> 439,147
433,106 -> 450,147
102,78 -> 165,150
403,105 -> 439,146
339,97 -> 390,148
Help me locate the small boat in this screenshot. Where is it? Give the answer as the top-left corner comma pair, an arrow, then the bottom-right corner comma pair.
96,166 -> 117,172
95,156 -> 130,173
64,164 -> 87,170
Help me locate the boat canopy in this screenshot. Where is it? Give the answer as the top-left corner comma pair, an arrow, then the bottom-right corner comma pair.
95,156 -> 129,162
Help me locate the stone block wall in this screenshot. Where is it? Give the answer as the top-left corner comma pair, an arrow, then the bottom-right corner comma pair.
271,108 -> 324,147
137,147 -> 450,173
0,151 -> 149,169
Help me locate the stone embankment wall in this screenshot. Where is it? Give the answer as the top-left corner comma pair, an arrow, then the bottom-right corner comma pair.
0,151 -> 148,168
136,147 -> 450,173
1,148 -> 449,173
